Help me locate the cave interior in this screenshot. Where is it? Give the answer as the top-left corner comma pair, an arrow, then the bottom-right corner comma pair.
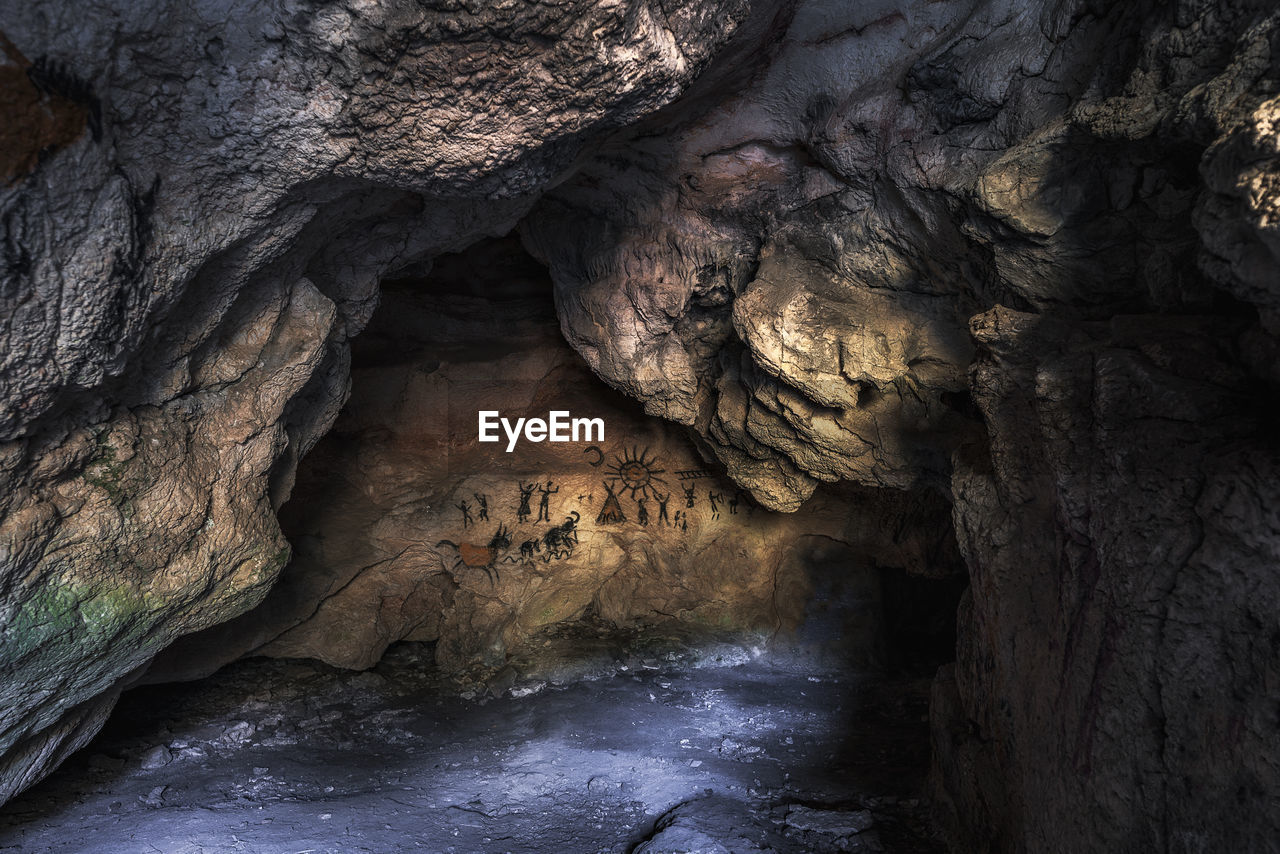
2,235 -> 968,853
2,0 -> 1280,852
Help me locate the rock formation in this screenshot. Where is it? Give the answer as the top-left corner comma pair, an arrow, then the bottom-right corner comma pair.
524,1 -> 1280,848
0,0 -> 765,806
1,0 -> 1279,850
149,236 -> 962,681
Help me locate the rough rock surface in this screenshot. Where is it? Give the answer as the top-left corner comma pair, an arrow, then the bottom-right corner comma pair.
524,0 -> 1257,511
150,237 -> 962,680
931,308 -> 1280,852
0,0 -> 769,805
2,0 -> 1280,850
520,0 -> 1280,849
0,638 -> 945,853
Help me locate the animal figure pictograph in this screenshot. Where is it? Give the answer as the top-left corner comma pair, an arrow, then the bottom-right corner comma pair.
437,524 -> 512,585
501,512 -> 579,564
541,512 -> 580,560
512,538 -> 541,564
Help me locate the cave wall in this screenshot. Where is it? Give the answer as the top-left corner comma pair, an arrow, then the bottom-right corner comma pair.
518,0 -> 1280,849
932,308 -> 1280,852
2,0 -> 1279,850
150,237 -> 962,681
0,0 -> 771,805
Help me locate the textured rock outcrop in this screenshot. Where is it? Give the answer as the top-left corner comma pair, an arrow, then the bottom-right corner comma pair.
523,0 -> 1260,512
931,307 -> 1279,852
0,0 -> 767,804
3,0 -> 1280,850
150,237 -> 962,680
519,0 -> 1280,849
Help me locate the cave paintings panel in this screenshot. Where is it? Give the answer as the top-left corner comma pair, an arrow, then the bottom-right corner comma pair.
427,441 -> 755,588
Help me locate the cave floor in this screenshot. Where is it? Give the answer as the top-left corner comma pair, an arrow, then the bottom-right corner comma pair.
0,636 -> 944,853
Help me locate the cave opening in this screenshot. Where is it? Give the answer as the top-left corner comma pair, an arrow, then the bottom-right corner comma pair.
1,234 -> 967,852
5,0 -> 1280,848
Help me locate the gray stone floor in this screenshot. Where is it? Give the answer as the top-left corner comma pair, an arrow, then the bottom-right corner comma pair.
0,633 -> 944,853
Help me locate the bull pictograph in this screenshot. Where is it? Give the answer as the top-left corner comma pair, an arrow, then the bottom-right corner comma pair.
436,524 -> 512,585
435,512 -> 580,585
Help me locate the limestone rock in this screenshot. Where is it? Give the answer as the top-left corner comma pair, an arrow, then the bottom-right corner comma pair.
0,0 -> 763,803
2,0 -> 1280,850
152,239 -> 962,678
934,306 -> 1280,851
519,0 -> 1280,849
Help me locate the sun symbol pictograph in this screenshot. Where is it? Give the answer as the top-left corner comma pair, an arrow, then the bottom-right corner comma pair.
607,446 -> 667,500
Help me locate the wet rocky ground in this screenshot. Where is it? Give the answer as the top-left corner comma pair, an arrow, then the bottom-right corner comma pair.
0,627 -> 945,853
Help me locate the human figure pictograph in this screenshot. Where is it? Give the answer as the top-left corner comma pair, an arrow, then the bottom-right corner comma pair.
517,481 -> 535,523
537,480 -> 559,522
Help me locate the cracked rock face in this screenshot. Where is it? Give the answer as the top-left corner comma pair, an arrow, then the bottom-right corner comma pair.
2,0 -> 1280,850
